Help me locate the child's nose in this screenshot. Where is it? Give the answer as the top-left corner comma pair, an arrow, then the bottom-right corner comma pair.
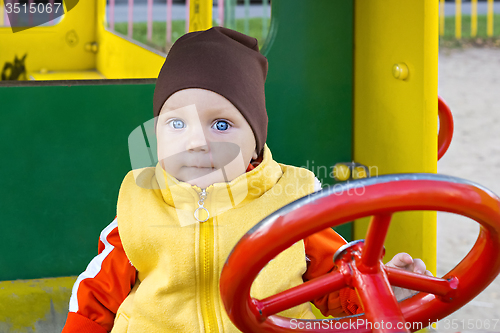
185,129 -> 209,152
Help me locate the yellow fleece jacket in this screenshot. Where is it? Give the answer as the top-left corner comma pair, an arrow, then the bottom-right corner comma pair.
113,143 -> 317,332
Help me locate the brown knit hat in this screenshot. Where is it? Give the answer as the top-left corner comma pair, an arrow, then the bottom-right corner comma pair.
153,26 -> 269,156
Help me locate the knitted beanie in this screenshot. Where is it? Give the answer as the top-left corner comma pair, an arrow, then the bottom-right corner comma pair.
153,26 -> 269,156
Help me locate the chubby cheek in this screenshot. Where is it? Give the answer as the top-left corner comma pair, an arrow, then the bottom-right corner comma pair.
207,141 -> 243,168
159,157 -> 183,178
157,141 -> 183,176
236,138 -> 255,163
157,129 -> 181,154
209,129 -> 255,163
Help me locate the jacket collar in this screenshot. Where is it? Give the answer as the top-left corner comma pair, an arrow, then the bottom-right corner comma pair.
154,143 -> 283,219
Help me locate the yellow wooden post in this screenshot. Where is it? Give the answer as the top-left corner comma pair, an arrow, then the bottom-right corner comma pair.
440,0 -> 445,36
353,0 -> 438,275
487,0 -> 494,37
455,0 -> 462,39
189,0 -> 213,33
471,0 -> 478,37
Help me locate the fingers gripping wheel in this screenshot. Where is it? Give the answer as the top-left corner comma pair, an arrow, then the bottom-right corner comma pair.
220,174 -> 500,333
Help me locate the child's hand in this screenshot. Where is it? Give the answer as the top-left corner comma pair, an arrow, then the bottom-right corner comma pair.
385,252 -> 433,301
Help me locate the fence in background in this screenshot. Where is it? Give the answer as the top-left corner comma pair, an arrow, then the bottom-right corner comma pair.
440,0 -> 499,39
106,0 -> 271,52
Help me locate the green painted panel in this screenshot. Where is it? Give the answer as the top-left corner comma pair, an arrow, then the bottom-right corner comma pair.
0,80 -> 155,281
262,0 -> 354,240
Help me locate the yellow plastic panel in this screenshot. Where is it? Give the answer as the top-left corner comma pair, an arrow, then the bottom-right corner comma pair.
30,69 -> 105,80
0,0 -> 96,76
95,29 -> 167,79
95,0 -> 166,79
353,0 -> 438,273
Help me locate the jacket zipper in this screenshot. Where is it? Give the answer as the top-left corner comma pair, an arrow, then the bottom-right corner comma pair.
196,187 -> 219,333
194,188 -> 209,222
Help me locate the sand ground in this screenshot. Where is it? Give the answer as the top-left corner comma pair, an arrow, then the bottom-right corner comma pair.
434,47 -> 500,331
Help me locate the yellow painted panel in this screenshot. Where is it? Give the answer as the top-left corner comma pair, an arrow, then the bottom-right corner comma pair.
29,69 -> 105,80
189,0 -> 213,32
95,0 -> 166,79
96,29 -> 167,79
353,0 -> 438,274
0,276 -> 76,332
0,0 -> 96,76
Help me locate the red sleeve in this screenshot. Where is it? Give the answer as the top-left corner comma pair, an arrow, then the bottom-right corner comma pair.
62,217 -> 137,333
303,228 -> 363,317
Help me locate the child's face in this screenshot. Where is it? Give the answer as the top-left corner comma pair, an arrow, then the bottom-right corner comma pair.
156,88 -> 258,189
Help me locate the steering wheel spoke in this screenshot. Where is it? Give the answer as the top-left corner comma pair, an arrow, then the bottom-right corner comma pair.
361,213 -> 393,270
257,270 -> 348,318
385,266 -> 458,301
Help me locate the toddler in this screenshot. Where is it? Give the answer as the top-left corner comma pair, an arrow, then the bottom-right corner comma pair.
62,26 -> 431,333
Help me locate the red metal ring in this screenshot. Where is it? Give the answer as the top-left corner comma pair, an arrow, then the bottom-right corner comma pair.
438,96 -> 454,161
220,174 -> 500,332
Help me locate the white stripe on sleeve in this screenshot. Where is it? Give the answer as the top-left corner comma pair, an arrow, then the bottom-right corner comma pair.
314,176 -> 322,192
69,218 -> 118,313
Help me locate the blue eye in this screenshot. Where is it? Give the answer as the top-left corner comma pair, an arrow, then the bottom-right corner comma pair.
213,120 -> 230,131
170,119 -> 185,129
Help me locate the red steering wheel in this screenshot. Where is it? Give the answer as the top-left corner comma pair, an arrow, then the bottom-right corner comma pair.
438,96 -> 454,161
220,174 -> 500,333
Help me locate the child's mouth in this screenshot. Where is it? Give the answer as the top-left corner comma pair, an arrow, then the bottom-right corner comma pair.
185,166 -> 215,169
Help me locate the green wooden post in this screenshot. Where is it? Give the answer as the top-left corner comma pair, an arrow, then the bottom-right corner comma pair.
261,0 -> 354,240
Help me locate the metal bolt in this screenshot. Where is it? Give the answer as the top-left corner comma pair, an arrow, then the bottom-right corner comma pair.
393,63 -> 409,80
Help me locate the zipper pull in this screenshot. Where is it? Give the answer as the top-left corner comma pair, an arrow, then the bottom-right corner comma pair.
194,188 -> 210,222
